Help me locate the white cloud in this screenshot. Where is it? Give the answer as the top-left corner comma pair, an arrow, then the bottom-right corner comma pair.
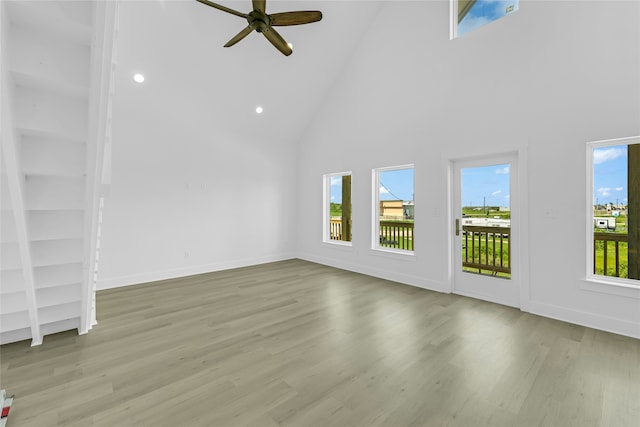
593,147 -> 625,165
379,186 -> 389,194
597,187 -> 611,197
505,194 -> 510,199
331,195 -> 335,201
330,176 -> 342,186
495,166 -> 510,175
615,187 -> 624,191
492,190 -> 502,197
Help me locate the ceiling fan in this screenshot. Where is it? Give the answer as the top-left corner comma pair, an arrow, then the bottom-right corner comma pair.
196,0 -> 323,56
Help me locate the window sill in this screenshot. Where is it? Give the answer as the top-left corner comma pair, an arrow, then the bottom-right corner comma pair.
322,240 -> 353,249
370,247 -> 416,261
582,276 -> 640,299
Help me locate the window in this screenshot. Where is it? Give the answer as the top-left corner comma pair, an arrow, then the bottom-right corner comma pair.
324,172 -> 352,244
451,0 -> 518,39
373,165 -> 414,253
587,137 -> 639,285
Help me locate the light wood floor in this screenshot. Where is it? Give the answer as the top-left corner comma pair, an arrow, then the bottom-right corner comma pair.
1,259 -> 639,426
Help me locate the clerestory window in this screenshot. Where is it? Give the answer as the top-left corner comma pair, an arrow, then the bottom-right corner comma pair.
451,0 -> 519,39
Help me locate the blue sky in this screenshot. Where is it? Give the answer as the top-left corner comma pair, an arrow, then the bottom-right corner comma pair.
462,164 -> 510,208
458,0 -> 518,37
593,146 -> 628,206
379,168 -> 414,201
329,168 -> 415,204
329,175 -> 344,204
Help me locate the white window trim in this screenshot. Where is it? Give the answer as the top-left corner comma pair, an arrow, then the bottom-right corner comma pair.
323,171 -> 352,246
449,0 -> 459,40
372,164 -> 415,256
584,136 -> 640,298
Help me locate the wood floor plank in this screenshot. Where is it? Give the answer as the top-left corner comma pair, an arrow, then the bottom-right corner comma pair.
1,259 -> 639,426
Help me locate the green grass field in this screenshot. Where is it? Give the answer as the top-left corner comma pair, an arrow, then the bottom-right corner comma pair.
594,240 -> 629,278
462,233 -> 510,278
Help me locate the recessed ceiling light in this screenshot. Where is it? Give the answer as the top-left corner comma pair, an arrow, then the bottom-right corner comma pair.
256,106 -> 264,114
133,73 -> 145,83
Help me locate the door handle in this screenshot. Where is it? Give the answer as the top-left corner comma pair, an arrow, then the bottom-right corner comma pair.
456,218 -> 460,236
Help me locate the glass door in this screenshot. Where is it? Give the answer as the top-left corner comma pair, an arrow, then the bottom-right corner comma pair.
452,154 -> 519,307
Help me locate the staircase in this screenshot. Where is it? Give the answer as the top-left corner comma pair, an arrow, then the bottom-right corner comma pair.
1,0 -> 116,346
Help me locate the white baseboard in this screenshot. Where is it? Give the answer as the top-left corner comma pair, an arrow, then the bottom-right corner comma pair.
527,300 -> 640,339
96,252 -> 639,340
96,253 -> 296,291
298,252 -> 448,294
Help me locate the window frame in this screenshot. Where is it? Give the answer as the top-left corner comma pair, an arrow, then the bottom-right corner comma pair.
371,164 -> 415,255
323,171 -> 353,246
450,0 -> 519,39
584,136 -> 640,297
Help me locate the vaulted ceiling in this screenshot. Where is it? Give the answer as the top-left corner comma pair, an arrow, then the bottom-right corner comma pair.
114,0 -> 384,146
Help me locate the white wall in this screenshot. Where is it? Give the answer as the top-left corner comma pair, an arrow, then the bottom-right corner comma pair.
98,103 -> 297,289
296,1 -> 640,337
97,3 -> 298,289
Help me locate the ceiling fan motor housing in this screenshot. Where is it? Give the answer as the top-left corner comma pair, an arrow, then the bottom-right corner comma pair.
248,10 -> 270,32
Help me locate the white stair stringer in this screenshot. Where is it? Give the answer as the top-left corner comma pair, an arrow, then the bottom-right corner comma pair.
82,0 -> 118,333
0,80 -> 42,346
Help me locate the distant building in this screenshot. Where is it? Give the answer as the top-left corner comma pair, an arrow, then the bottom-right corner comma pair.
462,217 -> 510,228
380,200 -> 414,220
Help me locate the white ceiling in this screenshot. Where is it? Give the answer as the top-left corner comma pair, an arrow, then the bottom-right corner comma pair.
114,0 -> 384,146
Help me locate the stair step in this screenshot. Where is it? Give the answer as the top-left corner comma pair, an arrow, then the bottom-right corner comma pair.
0,326 -> 32,345
0,269 -> 24,294
13,85 -> 88,142
30,238 -> 83,267
28,210 -> 84,241
0,310 -> 31,333
24,176 -> 85,211
8,21 -> 90,92
41,317 -> 80,337
21,135 -> 87,178
1,291 -> 28,314
16,127 -> 86,146
0,242 -> 22,270
34,263 -> 83,289
1,210 -> 18,243
38,301 -> 81,325
7,21 -> 91,92
1,171 -> 13,210
4,0 -> 92,46
37,283 -> 82,309
11,70 -> 89,100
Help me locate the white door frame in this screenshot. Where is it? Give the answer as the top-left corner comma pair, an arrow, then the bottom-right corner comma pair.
446,146 -> 530,311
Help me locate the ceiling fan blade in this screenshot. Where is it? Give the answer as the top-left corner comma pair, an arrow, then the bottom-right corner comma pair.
224,25 -> 254,47
195,0 -> 248,19
262,27 -> 292,56
252,0 -> 266,13
269,11 -> 322,26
